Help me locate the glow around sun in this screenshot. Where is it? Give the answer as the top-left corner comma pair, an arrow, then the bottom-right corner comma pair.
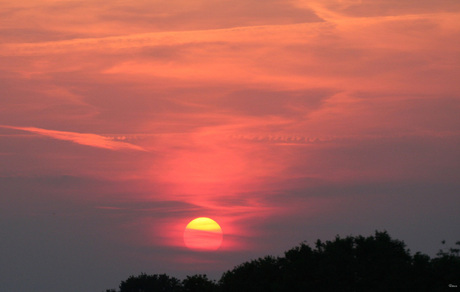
183,217 -> 223,251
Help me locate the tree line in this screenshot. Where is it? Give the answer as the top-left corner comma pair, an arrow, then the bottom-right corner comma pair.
105,231 -> 460,292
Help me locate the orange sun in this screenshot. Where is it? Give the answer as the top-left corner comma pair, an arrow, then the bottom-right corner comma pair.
183,217 -> 223,251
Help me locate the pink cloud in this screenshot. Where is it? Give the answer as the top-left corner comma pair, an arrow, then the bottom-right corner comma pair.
0,125 -> 146,151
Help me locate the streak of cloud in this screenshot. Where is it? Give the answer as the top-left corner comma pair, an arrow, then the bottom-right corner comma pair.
0,125 -> 147,151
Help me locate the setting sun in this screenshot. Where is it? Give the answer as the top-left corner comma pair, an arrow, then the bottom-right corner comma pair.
184,217 -> 223,251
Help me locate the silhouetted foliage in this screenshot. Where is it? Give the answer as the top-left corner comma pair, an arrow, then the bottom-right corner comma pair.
182,274 -> 217,292
219,231 -> 418,292
431,240 -> 460,290
219,256 -> 282,292
107,231 -> 460,292
119,273 -> 182,292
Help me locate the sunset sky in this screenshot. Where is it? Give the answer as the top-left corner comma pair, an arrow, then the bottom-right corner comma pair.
1,0 -> 460,291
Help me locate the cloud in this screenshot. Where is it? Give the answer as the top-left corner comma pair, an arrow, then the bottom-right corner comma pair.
0,22 -> 321,57
0,125 -> 146,151
0,0 -> 322,45
331,0 -> 460,17
297,0 -> 460,20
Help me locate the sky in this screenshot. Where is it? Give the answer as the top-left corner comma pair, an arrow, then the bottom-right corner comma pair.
1,0 -> 460,291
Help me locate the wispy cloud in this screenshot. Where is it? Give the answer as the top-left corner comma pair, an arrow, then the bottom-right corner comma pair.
0,22 -> 321,57
0,125 -> 147,151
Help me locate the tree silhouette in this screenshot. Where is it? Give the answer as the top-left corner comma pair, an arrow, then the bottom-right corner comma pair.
353,231 -> 412,291
119,273 -> 182,292
431,240 -> 460,290
182,274 -> 217,292
280,242 -> 315,291
218,231 -> 450,292
219,256 -> 282,292
107,231 -> 460,292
